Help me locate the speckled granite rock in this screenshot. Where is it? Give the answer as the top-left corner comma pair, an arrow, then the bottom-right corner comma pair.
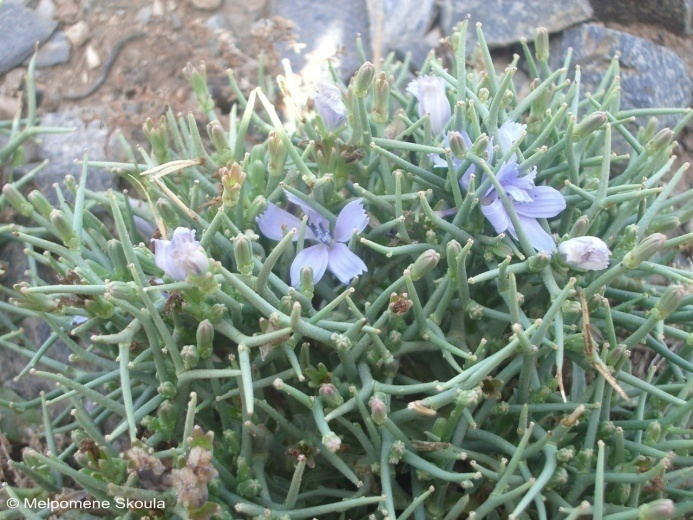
0,2 -> 57,74
440,0 -> 593,48
558,24 -> 693,128
268,0 -> 370,80
590,0 -> 693,35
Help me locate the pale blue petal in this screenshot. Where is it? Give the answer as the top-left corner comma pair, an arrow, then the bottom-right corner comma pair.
334,199 -> 369,242
459,165 -> 476,191
495,161 -> 520,185
481,197 -> 510,234
409,76 -> 451,135
498,121 -> 525,155
285,192 -> 330,233
514,186 -> 566,218
505,184 -> 533,203
256,202 -> 307,241
153,239 -> 186,280
507,215 -> 557,252
327,242 -> 367,285
290,244 -> 329,287
508,167 -> 537,191
430,153 -> 449,169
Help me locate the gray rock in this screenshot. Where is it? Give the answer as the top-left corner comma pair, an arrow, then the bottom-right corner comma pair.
205,13 -> 233,32
590,0 -> 693,35
33,108 -> 119,205
440,0 -> 592,48
366,0 -> 436,66
557,24 -> 693,128
268,0 -> 370,81
0,3 -> 57,74
34,30 -> 71,68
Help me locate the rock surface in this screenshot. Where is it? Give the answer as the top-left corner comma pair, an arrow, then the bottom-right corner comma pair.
440,0 -> 593,48
558,24 -> 693,128
590,0 -> 693,35
268,0 -> 370,80
33,109 -> 119,205
0,3 -> 57,74
366,0 -> 437,66
34,30 -> 71,68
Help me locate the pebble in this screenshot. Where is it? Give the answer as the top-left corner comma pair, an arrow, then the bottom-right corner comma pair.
65,20 -> 90,47
85,44 -> 100,69
190,0 -> 223,11
558,23 -> 693,129
34,30 -> 71,68
440,0 -> 593,49
35,0 -> 57,21
0,3 -> 57,74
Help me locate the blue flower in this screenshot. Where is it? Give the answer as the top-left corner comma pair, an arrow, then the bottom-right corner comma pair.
256,193 -> 369,287
314,80 -> 347,131
558,237 -> 611,270
407,75 -> 451,135
152,228 -> 209,281
481,162 -> 565,252
432,121 -> 564,252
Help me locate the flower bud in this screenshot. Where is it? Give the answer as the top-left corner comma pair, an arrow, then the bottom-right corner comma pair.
158,381 -> 177,399
157,399 -> 179,437
446,240 -> 462,278
608,482 -> 631,505
245,196 -> 267,227
353,61 -> 375,98
447,131 -> 468,159
267,132 -> 287,177
50,209 -> 78,248
319,383 -> 344,408
321,432 -> 342,453
135,244 -> 160,274
372,72 -> 392,123
644,421 -> 661,444
547,466 -> 568,488
233,233 -> 254,276
181,344 -> 200,370
105,281 -> 139,301
534,27 -> 550,62
561,300 -> 581,315
223,429 -> 241,455
408,249 -> 440,281
622,233 -> 666,269
558,237 -> 611,271
157,198 -> 179,228
573,112 -> 607,141
237,479 -> 262,498
84,297 -> 115,319
528,252 -> 552,272
314,80 -> 347,131
471,134 -> 490,157
575,449 -> 593,472
478,88 -> 490,103
108,239 -> 129,279
300,266 -> 314,299
389,440 -> 406,464
3,184 -> 33,217
331,333 -> 352,351
183,62 -> 213,114
221,163 -> 246,208
556,446 -> 575,462
27,190 -> 53,218
197,319 -> 214,359
646,129 -> 675,153
569,215 -> 589,238
456,386 -> 482,407
143,117 -> 170,162
369,392 -> 388,425
406,75 -> 451,135
648,215 -> 680,234
653,284 -> 686,320
208,120 -> 230,156
637,499 -> 675,520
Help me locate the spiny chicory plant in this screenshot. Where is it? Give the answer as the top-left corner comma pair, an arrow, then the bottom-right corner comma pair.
2,21 -> 693,519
